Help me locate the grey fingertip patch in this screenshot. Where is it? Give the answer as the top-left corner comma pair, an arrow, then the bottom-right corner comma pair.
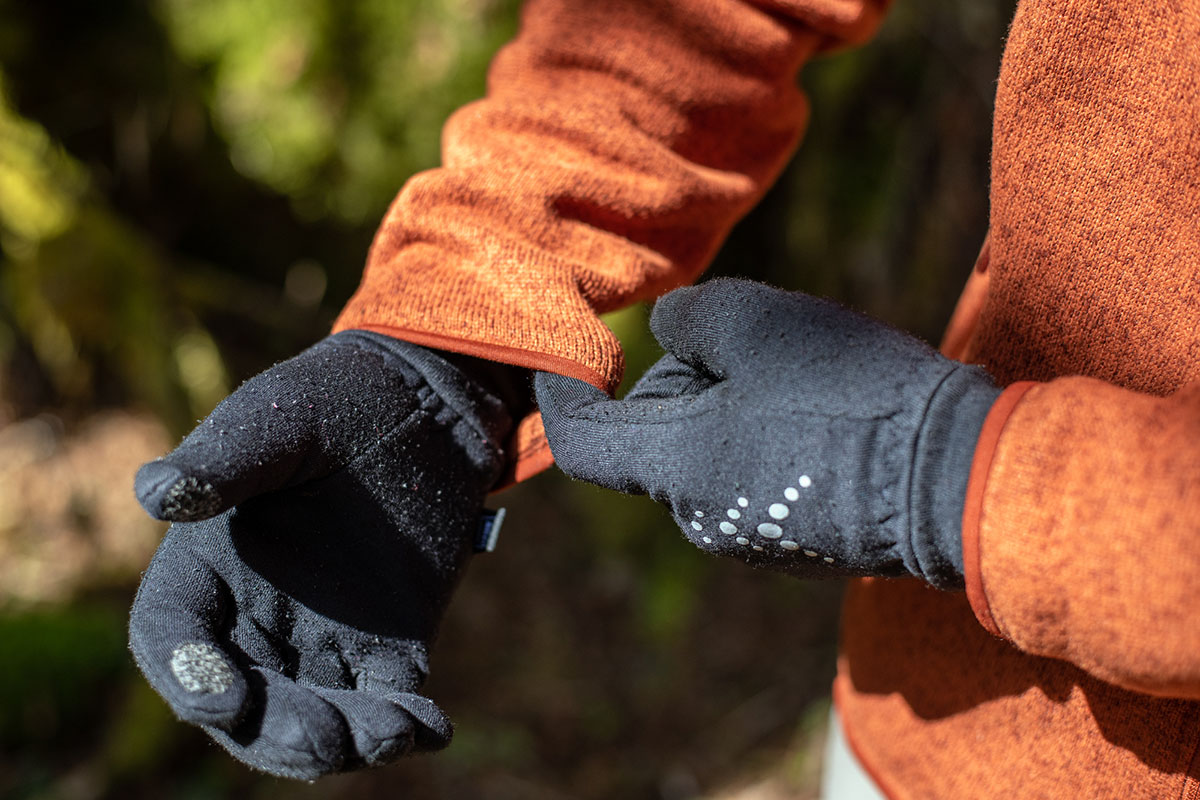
160,476 -> 221,521
170,643 -> 235,694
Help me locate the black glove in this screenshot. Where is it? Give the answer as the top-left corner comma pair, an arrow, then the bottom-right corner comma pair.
129,331 -> 512,779
535,279 -> 1000,589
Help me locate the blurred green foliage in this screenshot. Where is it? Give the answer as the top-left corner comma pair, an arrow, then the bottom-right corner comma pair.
157,0 -> 521,222
0,0 -> 1014,797
0,607 -> 128,748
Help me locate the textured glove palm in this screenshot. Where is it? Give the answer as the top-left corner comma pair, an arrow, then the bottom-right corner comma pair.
129,331 -> 510,779
536,279 -> 999,589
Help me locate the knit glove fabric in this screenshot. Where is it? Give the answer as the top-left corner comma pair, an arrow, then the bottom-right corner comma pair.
129,331 -> 510,779
536,279 -> 1000,589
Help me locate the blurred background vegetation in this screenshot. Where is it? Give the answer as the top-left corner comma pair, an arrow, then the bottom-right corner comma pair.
0,0 -> 1014,797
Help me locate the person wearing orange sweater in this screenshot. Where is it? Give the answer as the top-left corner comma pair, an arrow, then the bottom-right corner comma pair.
129,0 -> 1200,795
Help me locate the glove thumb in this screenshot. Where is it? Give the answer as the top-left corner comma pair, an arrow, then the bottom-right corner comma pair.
535,371 -> 664,495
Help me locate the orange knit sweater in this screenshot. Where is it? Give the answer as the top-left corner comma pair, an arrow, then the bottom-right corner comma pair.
334,1 -> 1200,796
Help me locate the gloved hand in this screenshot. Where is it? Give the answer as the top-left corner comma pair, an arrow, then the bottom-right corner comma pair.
536,278 -> 1000,589
129,331 -> 513,779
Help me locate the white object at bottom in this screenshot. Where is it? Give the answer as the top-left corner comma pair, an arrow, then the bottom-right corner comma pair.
820,707 -> 887,800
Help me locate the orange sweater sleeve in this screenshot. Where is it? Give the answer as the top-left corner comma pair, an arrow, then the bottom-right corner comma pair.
963,378 -> 1200,699
333,0 -> 890,396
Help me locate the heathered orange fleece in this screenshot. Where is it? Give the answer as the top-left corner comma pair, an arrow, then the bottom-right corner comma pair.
334,1 -> 1200,796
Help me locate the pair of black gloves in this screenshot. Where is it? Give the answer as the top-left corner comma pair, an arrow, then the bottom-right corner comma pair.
129,279 -> 999,778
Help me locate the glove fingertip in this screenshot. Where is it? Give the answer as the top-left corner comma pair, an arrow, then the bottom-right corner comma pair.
391,693 -> 454,752
646,282 -> 700,330
131,635 -> 249,729
194,669 -> 350,780
533,374 -> 598,470
647,279 -> 744,337
534,372 -> 652,492
533,372 -> 607,416
173,677 -> 249,730
134,460 -> 224,522
648,279 -> 778,377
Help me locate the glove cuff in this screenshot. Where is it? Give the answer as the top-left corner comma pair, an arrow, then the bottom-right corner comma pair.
909,365 -> 1002,589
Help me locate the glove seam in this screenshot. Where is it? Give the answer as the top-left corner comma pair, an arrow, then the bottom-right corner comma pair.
335,332 -> 507,473
556,394 -> 721,427
334,404 -> 494,483
338,330 -> 509,454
